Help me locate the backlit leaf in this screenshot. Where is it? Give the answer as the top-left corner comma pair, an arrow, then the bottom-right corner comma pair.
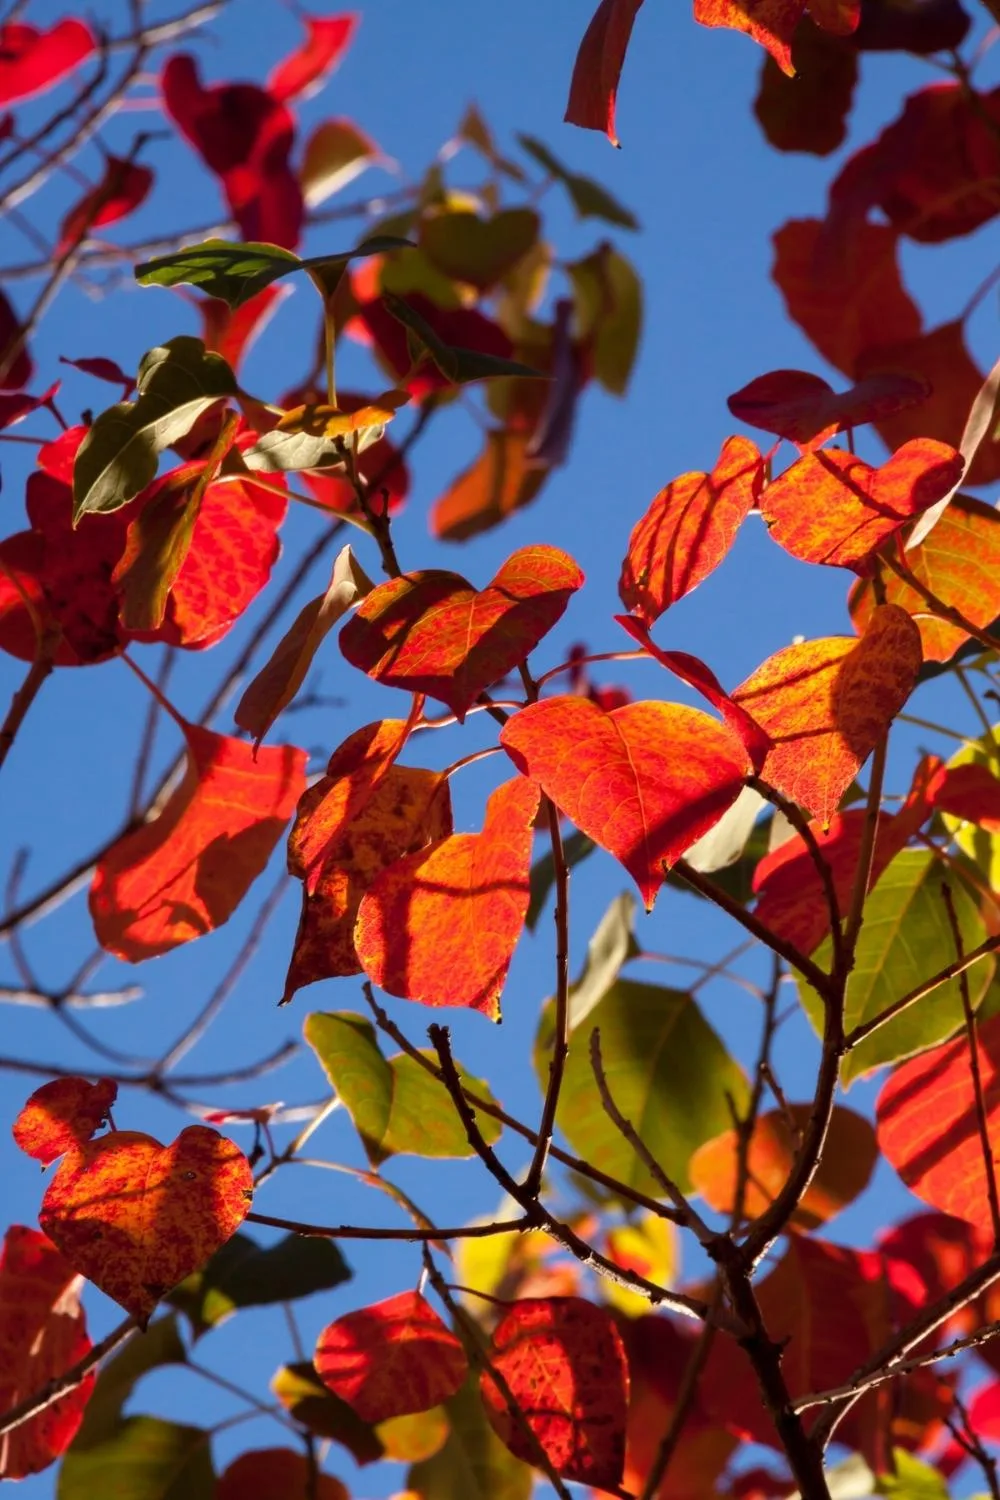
564,0 -> 645,145
341,545 -> 582,720
136,239 -> 302,307
602,1212 -> 679,1317
0,19 -> 95,105
420,208 -> 540,291
13,1077 -> 117,1166
933,727 -> 1000,893
315,1290 -> 468,1422
91,724 -> 305,962
501,695 -> 749,909
57,157 -> 153,254
301,118 -> 383,207
537,892 -> 640,1056
217,1449 -> 347,1500
167,1230 -> 350,1338
430,429 -> 549,542
376,1406 -> 449,1463
732,605 -> 922,824
382,291 -> 547,385
268,12 -> 357,101
516,136 -> 638,228
728,368 -> 930,450
480,1297 -> 628,1487
40,1124 -> 253,1326
694,0 -> 808,74
566,243 -> 643,395
355,775 -> 540,1017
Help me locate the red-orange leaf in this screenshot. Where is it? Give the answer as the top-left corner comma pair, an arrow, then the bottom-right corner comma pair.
564,0 -> 645,145
267,13 -> 357,103
0,1227 -> 93,1480
501,696 -> 749,908
732,605 -> 922,823
618,435 -> 763,623
57,157 -> 153,254
694,0 -> 806,75
355,775 -> 539,1018
480,1296 -> 628,1488
877,1016 -> 1000,1234
12,1078 -> 117,1166
39,1125 -> 252,1326
217,1449 -> 348,1500
929,762 -> 1000,832
315,1290 -> 468,1423
430,428 -> 548,542
761,439 -> 963,574
90,723 -> 307,962
727,369 -> 930,451
340,545 -> 583,721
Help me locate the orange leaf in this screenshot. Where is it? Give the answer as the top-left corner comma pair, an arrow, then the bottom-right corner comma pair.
618,435 -> 763,623
0,1227 -> 93,1480
760,438 -> 963,573
501,695 -> 749,908
732,604 -> 922,823
217,1448 -> 347,1500
90,723 -> 307,961
340,545 -> 583,721
480,1296 -> 628,1488
274,389 -> 408,439
39,1124 -> 252,1326
850,494 -> 1000,663
727,368 -> 930,451
314,1290 -> 468,1423
430,429 -> 548,542
694,0 -> 807,75
354,775 -> 539,1018
12,1077 -> 117,1166
690,1104 -> 877,1229
564,0 -> 645,145
877,1015 -> 1000,1235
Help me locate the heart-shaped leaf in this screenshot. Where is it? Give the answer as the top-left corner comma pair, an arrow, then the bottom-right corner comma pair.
217,1449 -> 347,1500
13,1077 -> 117,1166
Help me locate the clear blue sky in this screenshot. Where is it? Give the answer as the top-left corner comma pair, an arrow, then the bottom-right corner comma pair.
2,0 -> 1000,1494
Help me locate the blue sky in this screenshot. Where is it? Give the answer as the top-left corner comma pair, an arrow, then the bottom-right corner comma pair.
2,0 -> 1000,1494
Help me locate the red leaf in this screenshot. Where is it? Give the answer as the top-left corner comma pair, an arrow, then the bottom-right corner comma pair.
340,544 -> 583,721
622,1317 -> 735,1498
754,18 -> 857,156
268,13 -> 357,102
315,1290 -> 468,1422
760,438 -> 963,573
0,20 -> 95,106
480,1297 -> 628,1488
618,435 -> 763,622
39,1125 -> 252,1326
0,287 -> 32,391
501,695 -> 749,908
355,775 -> 539,1018
161,55 -> 303,248
727,368 -> 930,450
732,604 -> 922,823
12,1078 -> 117,1166
879,1211 -> 992,1331
348,290 -> 515,400
694,0 -> 808,75
217,1449 -> 347,1500
430,427 -> 548,542
90,723 -> 307,961
929,762 -> 1000,833
877,1015 -> 1000,1235
0,1227 -> 93,1479
564,0 -> 645,146
56,157 -> 154,254
59,355 -> 134,397
854,0 -> 970,53
195,284 -> 289,375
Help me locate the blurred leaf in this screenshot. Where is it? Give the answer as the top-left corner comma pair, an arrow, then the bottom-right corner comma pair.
167,1231 -> 350,1338
407,1374 -> 533,1500
526,830 -> 596,929
876,1449 -> 950,1500
517,135 -> 638,228
377,1406 -> 450,1463
420,208 -> 540,291
71,1316 -> 185,1449
602,1212 -> 679,1317
301,119 -> 384,207
272,1361 -> 384,1465
384,292 -> 547,383
567,244 -> 642,395
58,1418 -> 213,1500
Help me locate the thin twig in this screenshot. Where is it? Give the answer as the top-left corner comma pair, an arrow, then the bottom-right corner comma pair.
845,932 -> 1000,1048
638,1288 -> 721,1500
245,1211 -> 528,1241
795,1318 -> 1000,1411
0,1316 -> 137,1441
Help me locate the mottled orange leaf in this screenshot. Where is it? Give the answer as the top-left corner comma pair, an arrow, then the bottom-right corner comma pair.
0,1226 -> 93,1480
480,1296 -> 628,1487
850,495 -> 1000,663
690,1104 -> 877,1229
727,369 -> 930,451
732,604 -> 922,823
90,723 -> 307,961
315,1290 -> 468,1423
760,438 -> 963,573
501,695 -> 749,908
217,1448 -> 347,1500
929,762 -> 1000,832
340,545 -> 583,721
430,429 -> 548,542
694,0 -> 806,75
39,1124 -> 252,1326
355,776 -> 539,1018
877,1016 -> 1000,1235
564,0 -> 645,145
274,389 -> 408,440
12,1077 -> 117,1166
618,435 -> 763,623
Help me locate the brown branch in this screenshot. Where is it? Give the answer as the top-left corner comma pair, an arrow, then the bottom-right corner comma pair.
0,1315 -> 136,1441
245,1211 -> 529,1241
846,931 -> 1000,1048
795,1318 -> 1000,1412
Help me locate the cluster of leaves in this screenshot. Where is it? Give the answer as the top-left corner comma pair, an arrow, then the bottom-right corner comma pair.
5,3 -> 1000,1500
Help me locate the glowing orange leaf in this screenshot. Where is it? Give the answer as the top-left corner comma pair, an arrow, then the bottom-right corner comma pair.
39,1124 -> 252,1326
760,439 -> 963,573
12,1077 -> 117,1166
355,775 -> 539,1018
877,1016 -> 1000,1235
315,1290 -> 468,1423
430,428 -> 548,542
480,1296 -> 628,1488
0,1227 -> 93,1480
618,435 -> 763,623
732,605 -> 922,823
340,545 -> 583,720
694,0 -> 807,75
564,0 -> 645,145
90,723 -> 307,962
501,695 -> 749,908
217,1448 -> 347,1500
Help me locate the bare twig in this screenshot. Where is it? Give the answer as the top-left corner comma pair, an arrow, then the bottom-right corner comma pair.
0,1316 -> 137,1441
845,931 -> 1000,1048
245,1211 -> 528,1241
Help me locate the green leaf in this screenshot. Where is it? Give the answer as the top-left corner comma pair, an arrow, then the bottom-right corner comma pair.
135,239 -> 303,308
940,723 -> 1000,890
272,1361 -> 384,1465
241,411 -> 387,475
407,1374 -> 533,1500
526,830 -> 596,930
71,1315 -> 185,1449
58,1418 -> 214,1500
419,208 -> 540,291
304,1012 -> 503,1165
167,1231 -> 350,1338
72,337 -> 238,520
567,244 -> 643,396
537,892 -> 640,1056
798,849 -> 993,1085
536,978 -> 750,1197
517,135 -> 639,230
876,1450 -> 950,1500
382,292 -> 547,384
